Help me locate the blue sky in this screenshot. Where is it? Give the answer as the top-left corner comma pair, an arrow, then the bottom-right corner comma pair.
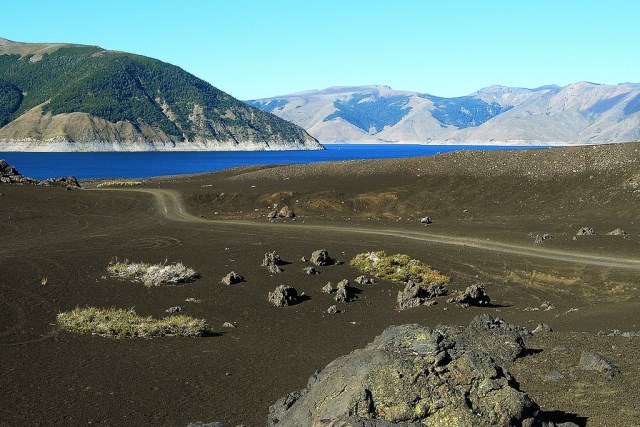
3,1 -> 638,100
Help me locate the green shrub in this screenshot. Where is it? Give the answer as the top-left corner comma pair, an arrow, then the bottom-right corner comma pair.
350,251 -> 449,285
57,307 -> 207,338
108,259 -> 197,287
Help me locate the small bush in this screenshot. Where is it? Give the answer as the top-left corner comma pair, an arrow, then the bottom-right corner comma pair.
108,259 -> 197,287
96,180 -> 143,188
350,251 -> 449,285
57,307 -> 207,338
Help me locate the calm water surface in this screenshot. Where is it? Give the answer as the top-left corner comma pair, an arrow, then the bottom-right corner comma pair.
0,144 -> 545,180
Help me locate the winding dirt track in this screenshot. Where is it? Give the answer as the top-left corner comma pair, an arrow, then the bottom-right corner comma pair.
125,188 -> 640,272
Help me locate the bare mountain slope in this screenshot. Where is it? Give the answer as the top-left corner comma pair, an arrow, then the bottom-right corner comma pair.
248,82 -> 640,145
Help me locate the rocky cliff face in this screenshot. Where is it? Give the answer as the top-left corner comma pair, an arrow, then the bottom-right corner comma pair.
248,83 -> 640,145
0,38 -> 322,151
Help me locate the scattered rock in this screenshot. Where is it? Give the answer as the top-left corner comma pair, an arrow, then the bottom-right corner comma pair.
326,305 -> 339,314
419,216 -> 432,224
447,283 -> 491,307
576,227 -> 596,236
0,192 -> 4,196
544,371 -> 564,381
268,285 -> 300,307
300,256 -> 308,262
397,281 -> 447,310
311,249 -> 332,266
579,351 -> 620,380
267,210 -> 278,220
540,301 -> 556,311
321,282 -> 334,294
222,322 -> 236,329
221,271 -> 244,286
268,315 -> 542,427
185,297 -> 202,303
278,205 -> 295,218
532,323 -> 553,334
262,251 -> 284,273
534,233 -> 552,244
354,275 -> 375,285
334,279 -> 355,303
607,228 -> 628,237
303,266 -> 319,275
187,423 -> 231,427
165,306 -> 184,313
598,329 -> 640,337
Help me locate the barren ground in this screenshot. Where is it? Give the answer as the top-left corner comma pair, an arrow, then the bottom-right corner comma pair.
1,143 -> 640,426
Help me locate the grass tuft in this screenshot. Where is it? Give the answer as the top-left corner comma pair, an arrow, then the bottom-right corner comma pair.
57,307 -> 207,338
350,251 -> 449,285
96,180 -> 143,188
108,259 -> 197,287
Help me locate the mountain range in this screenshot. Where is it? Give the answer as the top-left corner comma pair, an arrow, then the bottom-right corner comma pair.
0,38 -> 321,151
248,83 -> 640,145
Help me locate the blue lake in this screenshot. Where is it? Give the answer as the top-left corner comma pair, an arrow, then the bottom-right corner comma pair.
0,144 -> 546,180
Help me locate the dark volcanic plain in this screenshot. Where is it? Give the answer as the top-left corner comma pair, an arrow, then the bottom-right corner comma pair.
1,143 -> 640,426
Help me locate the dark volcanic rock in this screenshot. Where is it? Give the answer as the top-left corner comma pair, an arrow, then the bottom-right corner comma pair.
334,279 -> 355,303
326,305 -> 339,314
310,249 -> 332,266
354,275 -> 375,285
262,251 -> 284,273
268,285 -> 299,307
396,281 -> 447,310
576,227 -> 596,236
447,283 -> 491,307
607,228 -> 628,237
268,315 -> 542,427
221,271 -> 244,286
303,266 -> 318,275
321,282 -> 334,294
534,233 -> 552,244
278,205 -> 295,218
579,351 -> 620,380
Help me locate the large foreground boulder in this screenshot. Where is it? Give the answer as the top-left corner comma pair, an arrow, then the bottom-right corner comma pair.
268,315 -> 551,427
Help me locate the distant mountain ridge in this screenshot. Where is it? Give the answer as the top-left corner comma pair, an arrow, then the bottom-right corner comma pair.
247,83 -> 640,145
0,38 -> 321,151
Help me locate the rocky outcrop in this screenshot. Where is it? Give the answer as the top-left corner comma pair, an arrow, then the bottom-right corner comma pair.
268,315 -> 553,427
447,283 -> 491,307
396,281 -> 448,310
0,159 -> 80,187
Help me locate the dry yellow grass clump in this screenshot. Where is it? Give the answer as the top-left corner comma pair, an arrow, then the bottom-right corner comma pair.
96,180 -> 143,188
108,259 -> 197,287
57,307 -> 207,338
350,251 -> 449,285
